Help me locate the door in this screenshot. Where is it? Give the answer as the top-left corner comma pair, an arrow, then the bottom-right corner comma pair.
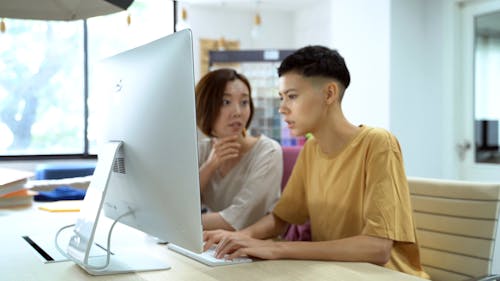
460,0 -> 500,181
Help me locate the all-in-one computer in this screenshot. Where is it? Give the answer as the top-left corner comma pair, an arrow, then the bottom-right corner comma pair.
62,29 -> 203,275
57,29 -> 250,275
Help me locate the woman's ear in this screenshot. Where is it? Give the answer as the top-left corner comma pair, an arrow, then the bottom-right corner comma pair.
324,82 -> 340,105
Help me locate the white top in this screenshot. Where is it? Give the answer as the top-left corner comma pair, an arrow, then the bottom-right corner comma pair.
198,135 -> 282,230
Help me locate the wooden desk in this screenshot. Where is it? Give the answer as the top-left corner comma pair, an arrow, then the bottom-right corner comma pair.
0,205 -> 427,281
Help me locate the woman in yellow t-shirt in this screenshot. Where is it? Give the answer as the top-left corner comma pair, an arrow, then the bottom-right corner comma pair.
203,46 -> 429,279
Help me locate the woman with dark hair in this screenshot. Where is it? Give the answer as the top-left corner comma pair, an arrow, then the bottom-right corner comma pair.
195,68 -> 282,231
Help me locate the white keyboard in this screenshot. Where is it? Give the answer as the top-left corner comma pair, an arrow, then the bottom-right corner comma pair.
167,243 -> 253,266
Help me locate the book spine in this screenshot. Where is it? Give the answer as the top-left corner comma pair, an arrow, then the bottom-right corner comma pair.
0,181 -> 27,197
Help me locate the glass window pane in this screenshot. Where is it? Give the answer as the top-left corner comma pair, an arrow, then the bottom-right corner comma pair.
474,11 -> 500,163
87,0 -> 174,154
0,20 -> 84,155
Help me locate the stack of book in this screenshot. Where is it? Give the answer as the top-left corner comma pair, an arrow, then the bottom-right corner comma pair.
0,168 -> 35,208
0,189 -> 37,208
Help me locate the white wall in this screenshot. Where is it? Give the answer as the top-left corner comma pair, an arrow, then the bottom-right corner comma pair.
390,0 -> 458,178
293,0 -> 391,130
293,0 -> 332,47
183,4 -> 294,81
330,0 -> 391,130
293,0 -> 460,178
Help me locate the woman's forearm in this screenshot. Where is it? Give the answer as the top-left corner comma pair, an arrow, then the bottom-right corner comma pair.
241,213 -> 289,239
202,212 -> 235,231
273,235 -> 393,265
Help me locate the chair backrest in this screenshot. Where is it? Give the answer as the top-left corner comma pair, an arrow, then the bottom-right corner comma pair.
280,145 -> 311,241
408,177 -> 500,281
281,146 -> 302,190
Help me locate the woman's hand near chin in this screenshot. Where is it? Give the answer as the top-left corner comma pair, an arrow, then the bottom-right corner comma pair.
207,135 -> 241,168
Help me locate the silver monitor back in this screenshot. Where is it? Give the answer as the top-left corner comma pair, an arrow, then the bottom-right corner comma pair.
66,30 -> 203,274
98,29 -> 203,252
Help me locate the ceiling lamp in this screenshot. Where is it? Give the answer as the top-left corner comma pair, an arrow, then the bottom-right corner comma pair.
175,6 -> 190,31
251,1 -> 262,39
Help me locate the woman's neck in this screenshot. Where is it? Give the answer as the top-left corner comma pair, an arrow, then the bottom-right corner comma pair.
238,134 -> 258,154
313,109 -> 360,157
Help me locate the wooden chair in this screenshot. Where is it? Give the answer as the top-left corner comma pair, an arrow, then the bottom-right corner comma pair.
408,177 -> 500,281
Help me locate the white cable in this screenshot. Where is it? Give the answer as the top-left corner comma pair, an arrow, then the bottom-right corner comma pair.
55,223 -> 75,259
54,210 -> 134,271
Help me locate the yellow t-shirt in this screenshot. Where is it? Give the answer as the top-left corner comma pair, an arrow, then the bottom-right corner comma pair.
273,125 -> 429,279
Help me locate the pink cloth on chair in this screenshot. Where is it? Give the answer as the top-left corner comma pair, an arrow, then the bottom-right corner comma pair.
280,146 -> 311,241
281,146 -> 302,191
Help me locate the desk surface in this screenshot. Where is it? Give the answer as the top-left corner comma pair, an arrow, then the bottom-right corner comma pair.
0,204 -> 427,281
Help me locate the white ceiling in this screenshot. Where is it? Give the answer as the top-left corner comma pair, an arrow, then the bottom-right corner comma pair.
176,0 -> 317,12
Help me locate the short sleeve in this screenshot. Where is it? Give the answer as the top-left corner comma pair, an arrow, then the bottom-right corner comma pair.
273,142 -> 310,225
362,132 -> 416,243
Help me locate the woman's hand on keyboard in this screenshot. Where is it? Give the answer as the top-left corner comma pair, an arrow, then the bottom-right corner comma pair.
203,229 -> 280,260
203,229 -> 238,252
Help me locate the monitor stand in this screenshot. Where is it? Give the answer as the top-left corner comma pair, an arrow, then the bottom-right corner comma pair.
80,251 -> 171,276
64,141 -> 171,275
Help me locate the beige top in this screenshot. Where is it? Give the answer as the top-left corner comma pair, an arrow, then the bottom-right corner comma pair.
273,126 -> 429,279
198,135 -> 282,230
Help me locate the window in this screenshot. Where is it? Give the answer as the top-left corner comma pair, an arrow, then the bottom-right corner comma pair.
0,20 -> 84,156
474,10 -> 500,163
0,0 -> 174,157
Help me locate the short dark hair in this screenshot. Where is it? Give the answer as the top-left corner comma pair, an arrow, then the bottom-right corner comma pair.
278,45 -> 350,90
195,68 -> 254,137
